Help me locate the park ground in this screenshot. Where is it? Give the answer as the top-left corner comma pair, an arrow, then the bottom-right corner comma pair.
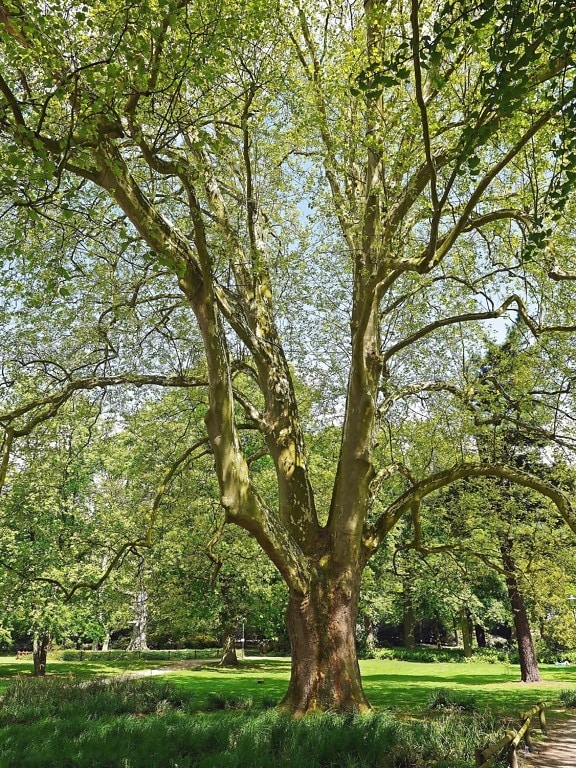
1,654 -> 575,767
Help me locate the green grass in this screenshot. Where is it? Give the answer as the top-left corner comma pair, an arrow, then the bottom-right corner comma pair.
0,656 -> 169,694
1,654 -> 574,767
162,657 -> 576,718
3,654 -> 576,714
0,675 -> 506,768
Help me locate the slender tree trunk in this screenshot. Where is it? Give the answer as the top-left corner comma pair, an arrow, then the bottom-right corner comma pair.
363,613 -> 376,654
101,631 -> 111,651
280,572 -> 370,715
501,539 -> 541,682
403,580 -> 416,649
453,615 -> 459,647
475,624 -> 487,648
460,608 -> 473,657
33,632 -> 50,677
127,587 -> 149,651
434,611 -> 443,649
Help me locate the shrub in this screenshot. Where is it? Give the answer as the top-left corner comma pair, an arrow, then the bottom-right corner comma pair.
428,688 -> 478,713
58,647 -> 218,662
559,689 -> 576,708
373,645 -> 512,665
374,646 -> 466,663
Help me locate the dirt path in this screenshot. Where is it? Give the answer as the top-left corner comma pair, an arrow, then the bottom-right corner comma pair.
88,658 -> 217,685
521,716 -> 576,768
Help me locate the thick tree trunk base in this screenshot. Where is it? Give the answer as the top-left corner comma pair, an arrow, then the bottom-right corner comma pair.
279,579 -> 371,716
220,630 -> 239,667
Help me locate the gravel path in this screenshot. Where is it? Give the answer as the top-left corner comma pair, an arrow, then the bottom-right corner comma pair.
521,716 -> 576,768
84,658 -> 216,686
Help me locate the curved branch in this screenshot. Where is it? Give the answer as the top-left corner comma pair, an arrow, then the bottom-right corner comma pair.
0,373 -> 206,435
365,461 -> 576,552
382,295 -> 524,364
379,380 -> 472,417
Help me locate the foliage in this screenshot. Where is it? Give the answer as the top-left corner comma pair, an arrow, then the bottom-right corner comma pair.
57,647 -> 219,662
373,645 -> 514,664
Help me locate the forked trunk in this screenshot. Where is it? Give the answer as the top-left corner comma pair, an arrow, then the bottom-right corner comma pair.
33,632 -> 50,677
280,573 -> 370,715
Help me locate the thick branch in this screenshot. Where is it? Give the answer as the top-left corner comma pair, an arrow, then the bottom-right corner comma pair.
365,461 -> 576,553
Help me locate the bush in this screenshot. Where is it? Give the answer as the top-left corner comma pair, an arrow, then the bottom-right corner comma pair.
428,688 -> 478,713
374,646 -> 467,663
559,689 -> 576,708
57,647 -> 218,662
373,645 -> 512,665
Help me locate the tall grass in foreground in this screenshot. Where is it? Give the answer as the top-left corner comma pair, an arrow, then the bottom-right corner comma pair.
0,677 -> 506,768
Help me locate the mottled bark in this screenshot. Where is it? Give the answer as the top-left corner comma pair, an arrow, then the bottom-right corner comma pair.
501,539 -> 541,682
280,570 -> 370,715
127,587 -> 149,651
220,630 -> 239,666
33,632 -> 50,677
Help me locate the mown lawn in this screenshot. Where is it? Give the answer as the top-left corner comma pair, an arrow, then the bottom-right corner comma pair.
0,656 -> 173,695
2,654 -> 576,714
162,657 -> 576,716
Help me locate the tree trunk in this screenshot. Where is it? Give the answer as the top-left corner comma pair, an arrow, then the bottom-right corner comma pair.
363,613 -> 376,655
460,608 -> 473,657
434,611 -> 443,649
279,575 -> 370,715
453,615 -> 459,647
220,630 -> 239,666
475,624 -> 487,648
33,632 -> 50,677
127,587 -> 149,651
403,581 -> 416,649
501,540 -> 541,682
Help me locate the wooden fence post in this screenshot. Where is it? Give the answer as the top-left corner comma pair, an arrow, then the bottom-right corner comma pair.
524,719 -> 534,752
539,707 -> 547,733
508,743 -> 519,768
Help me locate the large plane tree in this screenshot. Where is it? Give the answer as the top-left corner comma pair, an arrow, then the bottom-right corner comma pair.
1,0 -> 576,713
